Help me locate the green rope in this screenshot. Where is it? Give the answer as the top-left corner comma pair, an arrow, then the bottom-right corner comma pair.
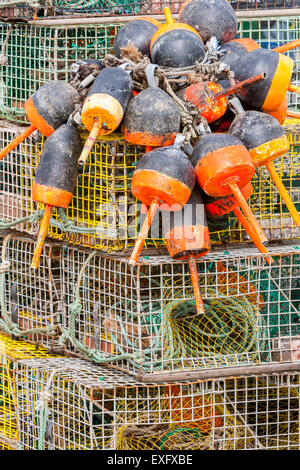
59,251 -> 143,365
160,428 -> 205,450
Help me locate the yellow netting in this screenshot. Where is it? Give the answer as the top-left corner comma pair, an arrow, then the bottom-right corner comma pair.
0,333 -> 60,444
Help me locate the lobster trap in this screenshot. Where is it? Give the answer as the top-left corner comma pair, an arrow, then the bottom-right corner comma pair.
16,357 -> 300,450
0,233 -> 63,349
0,13 -> 299,123
0,332 -> 59,450
0,120 -> 39,235
0,21 -> 120,123
61,243 -> 300,380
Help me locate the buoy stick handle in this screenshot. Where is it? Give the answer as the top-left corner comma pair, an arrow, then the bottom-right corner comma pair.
31,204 -> 52,270
288,84 -> 300,94
286,110 -> 300,119
188,256 -> 205,315
145,146 -> 153,153
78,120 -> 102,166
233,207 -> 273,265
129,199 -> 160,266
229,182 -> 268,244
0,123 -> 36,161
164,7 -> 175,24
274,39 -> 300,53
213,73 -> 266,100
265,160 -> 300,226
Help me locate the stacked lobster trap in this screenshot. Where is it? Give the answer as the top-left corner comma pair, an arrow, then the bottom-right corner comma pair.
0,0 -> 299,453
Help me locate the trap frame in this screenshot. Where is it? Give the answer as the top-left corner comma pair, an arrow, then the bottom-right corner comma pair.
0,332 -> 59,450
16,356 -> 300,450
0,12 -> 299,123
0,233 -> 63,349
61,242 -> 300,381
0,122 -> 298,251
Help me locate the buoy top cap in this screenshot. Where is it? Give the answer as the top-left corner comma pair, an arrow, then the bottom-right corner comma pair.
150,7 -> 202,50
191,133 -> 244,166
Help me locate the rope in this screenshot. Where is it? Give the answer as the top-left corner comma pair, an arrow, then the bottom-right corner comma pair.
0,1 -> 40,7
0,432 -> 19,450
0,234 -> 57,338
0,208 -> 118,238
59,251 -> 143,365
0,24 -> 12,66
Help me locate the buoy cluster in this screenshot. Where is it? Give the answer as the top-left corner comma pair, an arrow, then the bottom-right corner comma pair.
0,0 -> 299,316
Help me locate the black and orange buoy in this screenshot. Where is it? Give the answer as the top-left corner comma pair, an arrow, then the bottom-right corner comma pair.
222,48 -> 295,112
179,0 -> 237,43
78,66 -> 133,166
130,135 -> 196,266
114,17 -> 161,58
265,96 -> 300,124
178,73 -> 266,124
150,7 -> 205,68
165,186 -> 211,314
191,133 -> 267,247
31,123 -> 83,269
204,183 -> 273,264
229,110 -> 300,225
0,81 -> 79,161
124,64 -> 180,147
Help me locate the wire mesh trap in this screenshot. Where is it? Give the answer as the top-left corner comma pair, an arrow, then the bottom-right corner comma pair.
61,243 -> 300,380
16,357 -> 300,450
0,233 -> 63,349
0,332 -> 59,450
0,13 -> 299,123
0,120 -> 39,236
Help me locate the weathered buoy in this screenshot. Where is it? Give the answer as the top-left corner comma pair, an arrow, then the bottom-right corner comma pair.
0,81 -> 79,161
78,66 -> 133,165
229,110 -> 300,225
178,73 -> 265,123
31,123 -> 83,269
204,183 -> 273,264
191,133 -> 267,245
165,186 -> 211,314
130,135 -> 196,266
223,48 -> 294,112
123,64 -> 180,147
114,18 -> 161,58
150,7 -> 205,68
179,0 -> 237,44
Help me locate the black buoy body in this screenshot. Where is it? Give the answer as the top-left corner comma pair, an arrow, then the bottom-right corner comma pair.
124,87 -> 180,147
179,0 -> 237,44
229,110 -> 289,166
150,7 -> 205,68
24,81 -> 79,137
81,66 -> 133,135
114,18 -> 161,58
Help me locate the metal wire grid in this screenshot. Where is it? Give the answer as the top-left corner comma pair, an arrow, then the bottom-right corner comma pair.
0,122 -> 298,250
0,332 -> 59,449
0,0 -> 297,19
61,243 -> 300,379
0,233 -> 63,349
16,357 -> 300,450
0,120 -> 39,236
0,21 -> 119,123
0,14 -> 299,123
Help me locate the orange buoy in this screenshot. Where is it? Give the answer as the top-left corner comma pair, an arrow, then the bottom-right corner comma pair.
31,123 -> 82,269
204,183 -> 273,264
130,136 -> 196,266
191,133 -> 267,247
78,66 -> 133,166
123,64 -> 180,147
0,81 -> 79,161
165,186 -> 211,315
178,73 -> 266,124
150,7 -> 205,68
229,110 -> 300,226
